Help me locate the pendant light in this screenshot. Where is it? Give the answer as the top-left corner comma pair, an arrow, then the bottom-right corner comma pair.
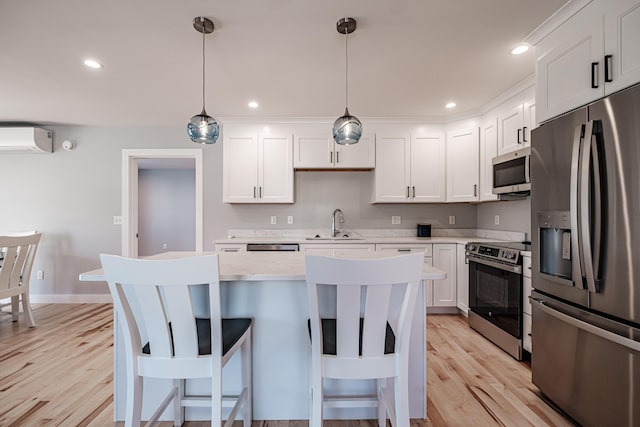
333,17 -> 362,146
187,17 -> 220,144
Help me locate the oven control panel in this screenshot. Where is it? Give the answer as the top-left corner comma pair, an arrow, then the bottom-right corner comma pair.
465,242 -> 523,265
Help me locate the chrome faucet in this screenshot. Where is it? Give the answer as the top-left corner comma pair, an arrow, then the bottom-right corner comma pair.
331,209 -> 344,237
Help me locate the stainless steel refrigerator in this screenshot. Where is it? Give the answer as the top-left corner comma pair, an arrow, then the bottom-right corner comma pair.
531,83 -> 640,427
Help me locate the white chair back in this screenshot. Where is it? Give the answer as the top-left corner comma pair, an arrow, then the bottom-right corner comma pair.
0,233 -> 42,326
100,254 -> 221,361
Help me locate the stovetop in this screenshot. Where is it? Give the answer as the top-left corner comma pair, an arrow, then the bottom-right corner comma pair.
465,241 -> 531,265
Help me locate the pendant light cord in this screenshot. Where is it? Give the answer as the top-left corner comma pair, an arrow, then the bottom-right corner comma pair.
201,21 -> 206,113
345,26 -> 349,111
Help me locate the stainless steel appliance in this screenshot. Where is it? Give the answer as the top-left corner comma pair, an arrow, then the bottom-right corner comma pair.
531,83 -> 640,427
246,243 -> 299,251
492,147 -> 531,195
466,242 -> 529,360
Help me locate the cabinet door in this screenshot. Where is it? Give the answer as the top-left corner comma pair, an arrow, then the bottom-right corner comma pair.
479,118 -> 499,201
456,244 -> 469,314
223,133 -> 259,203
294,135 -> 333,168
410,133 -> 446,202
432,244 -> 457,307
373,133 -> 410,202
425,256 -> 434,307
446,128 -> 479,202
334,132 -> 375,169
604,0 -> 640,94
498,103 -> 525,155
524,99 -> 536,141
536,22 -> 604,123
259,133 -> 293,203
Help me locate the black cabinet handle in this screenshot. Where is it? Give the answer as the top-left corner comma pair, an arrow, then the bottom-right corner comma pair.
406,186 -> 410,198
412,186 -> 416,198
591,62 -> 600,88
517,128 -> 522,144
522,126 -> 528,143
473,184 -> 477,197
604,55 -> 613,82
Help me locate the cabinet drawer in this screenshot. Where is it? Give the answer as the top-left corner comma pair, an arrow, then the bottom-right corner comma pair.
523,312 -> 532,353
523,255 -> 532,278
375,243 -> 433,257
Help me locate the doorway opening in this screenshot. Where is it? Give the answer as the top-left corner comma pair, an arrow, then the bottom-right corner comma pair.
122,149 -> 203,257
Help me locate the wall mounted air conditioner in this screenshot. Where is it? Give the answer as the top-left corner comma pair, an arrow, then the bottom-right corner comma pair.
0,127 -> 53,153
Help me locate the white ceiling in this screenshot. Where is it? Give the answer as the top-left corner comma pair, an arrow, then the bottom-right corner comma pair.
0,0 -> 567,127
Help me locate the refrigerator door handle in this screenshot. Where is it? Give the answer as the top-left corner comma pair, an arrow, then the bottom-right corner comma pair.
531,297 -> 640,353
570,124 -> 585,288
580,120 -> 598,293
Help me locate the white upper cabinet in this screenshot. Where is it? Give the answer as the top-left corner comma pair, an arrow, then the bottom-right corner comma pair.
294,125 -> 375,169
536,0 -> 640,122
373,126 -> 445,203
479,117 -> 499,201
223,124 -> 294,203
604,0 -> 640,93
497,87 -> 535,155
446,127 -> 479,202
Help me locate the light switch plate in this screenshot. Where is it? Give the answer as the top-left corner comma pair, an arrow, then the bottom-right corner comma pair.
391,216 -> 401,225
113,216 -> 123,225
270,216 -> 277,225
449,215 -> 456,225
287,216 -> 294,225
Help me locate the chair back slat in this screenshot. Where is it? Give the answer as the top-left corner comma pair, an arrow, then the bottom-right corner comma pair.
100,254 -> 221,360
336,286 -> 361,358
361,284 -> 392,357
0,234 -> 41,297
134,285 -> 173,357
164,286 -> 199,358
306,253 -> 424,359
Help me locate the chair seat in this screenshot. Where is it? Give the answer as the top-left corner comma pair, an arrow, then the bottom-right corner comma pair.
143,318 -> 252,356
308,318 -> 395,356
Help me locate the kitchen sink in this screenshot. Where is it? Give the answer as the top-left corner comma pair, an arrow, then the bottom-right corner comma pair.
305,233 -> 363,241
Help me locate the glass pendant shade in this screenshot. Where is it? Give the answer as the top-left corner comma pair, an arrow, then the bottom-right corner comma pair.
333,108 -> 362,145
187,17 -> 219,144
187,109 -> 220,144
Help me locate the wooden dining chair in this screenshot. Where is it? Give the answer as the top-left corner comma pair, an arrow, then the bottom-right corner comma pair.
305,252 -> 424,427
0,232 -> 42,327
100,254 -> 252,427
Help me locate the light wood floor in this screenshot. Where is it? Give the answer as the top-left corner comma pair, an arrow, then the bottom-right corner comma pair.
0,304 -> 575,426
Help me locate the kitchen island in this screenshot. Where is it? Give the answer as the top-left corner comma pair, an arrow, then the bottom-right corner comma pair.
80,250 -> 446,422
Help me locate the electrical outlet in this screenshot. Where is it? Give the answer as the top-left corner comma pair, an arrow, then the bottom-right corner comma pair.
37,270 -> 44,280
113,216 -> 123,225
163,243 -> 167,249
391,216 -> 401,225
449,215 -> 456,225
494,215 -> 500,225
270,216 -> 277,225
287,216 -> 294,225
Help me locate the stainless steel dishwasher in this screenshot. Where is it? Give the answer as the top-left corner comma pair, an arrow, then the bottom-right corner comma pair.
246,243 -> 299,252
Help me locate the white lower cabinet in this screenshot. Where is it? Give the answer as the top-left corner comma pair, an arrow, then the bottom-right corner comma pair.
299,243 -> 375,253
215,243 -> 246,252
523,254 -> 532,353
431,244 -> 457,307
456,244 -> 469,314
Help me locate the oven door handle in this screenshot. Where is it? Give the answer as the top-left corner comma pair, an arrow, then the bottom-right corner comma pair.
466,256 -> 522,274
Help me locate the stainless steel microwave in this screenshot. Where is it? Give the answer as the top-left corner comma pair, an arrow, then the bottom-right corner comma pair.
492,147 -> 531,195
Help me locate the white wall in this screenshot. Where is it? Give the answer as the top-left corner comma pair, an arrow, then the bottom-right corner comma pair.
138,168 -> 195,256
0,124 -> 531,298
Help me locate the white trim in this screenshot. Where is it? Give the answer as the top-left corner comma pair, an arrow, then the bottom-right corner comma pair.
479,75 -> 536,114
29,294 -> 113,304
122,149 -> 204,257
523,0 -> 594,46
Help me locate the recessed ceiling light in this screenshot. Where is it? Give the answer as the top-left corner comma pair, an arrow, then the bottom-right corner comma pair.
83,59 -> 103,69
445,102 -> 457,109
248,101 -> 259,109
510,44 -> 530,55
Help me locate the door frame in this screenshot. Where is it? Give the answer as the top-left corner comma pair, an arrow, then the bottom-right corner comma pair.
122,149 -> 203,257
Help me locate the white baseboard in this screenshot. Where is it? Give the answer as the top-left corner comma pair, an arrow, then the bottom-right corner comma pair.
29,294 -> 112,304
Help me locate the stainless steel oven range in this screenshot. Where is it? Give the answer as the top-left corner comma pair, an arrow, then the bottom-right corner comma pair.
465,241 -> 530,360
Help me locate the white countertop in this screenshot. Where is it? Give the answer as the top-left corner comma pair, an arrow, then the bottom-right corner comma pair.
79,250 -> 447,282
215,228 -> 527,246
